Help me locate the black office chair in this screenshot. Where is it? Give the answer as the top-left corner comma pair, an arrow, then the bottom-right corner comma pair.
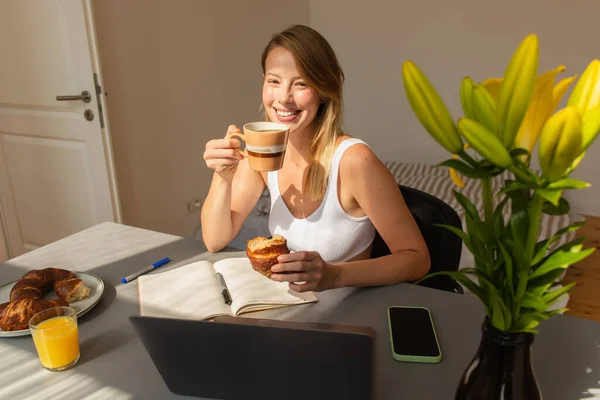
370,185 -> 464,294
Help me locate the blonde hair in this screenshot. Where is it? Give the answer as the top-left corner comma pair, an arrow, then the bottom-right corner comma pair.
261,25 -> 345,200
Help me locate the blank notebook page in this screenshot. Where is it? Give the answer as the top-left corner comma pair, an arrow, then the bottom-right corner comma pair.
138,261 -> 231,320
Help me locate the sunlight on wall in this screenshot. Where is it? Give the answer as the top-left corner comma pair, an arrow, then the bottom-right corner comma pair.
0,344 -> 133,400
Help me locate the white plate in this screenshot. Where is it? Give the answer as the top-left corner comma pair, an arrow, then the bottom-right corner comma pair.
0,272 -> 104,337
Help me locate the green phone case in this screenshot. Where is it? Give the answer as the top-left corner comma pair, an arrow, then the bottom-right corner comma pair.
387,306 -> 442,363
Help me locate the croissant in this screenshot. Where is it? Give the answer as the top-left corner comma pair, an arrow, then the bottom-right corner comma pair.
0,268 -> 91,331
246,235 -> 290,278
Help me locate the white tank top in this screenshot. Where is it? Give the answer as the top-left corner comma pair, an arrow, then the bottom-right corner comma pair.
267,139 -> 376,264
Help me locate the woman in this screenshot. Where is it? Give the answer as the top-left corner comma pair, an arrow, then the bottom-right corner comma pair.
201,25 -> 430,292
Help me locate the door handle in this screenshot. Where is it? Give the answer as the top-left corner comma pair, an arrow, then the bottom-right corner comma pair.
56,91 -> 92,103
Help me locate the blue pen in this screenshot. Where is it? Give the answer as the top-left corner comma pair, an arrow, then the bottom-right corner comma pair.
121,257 -> 171,284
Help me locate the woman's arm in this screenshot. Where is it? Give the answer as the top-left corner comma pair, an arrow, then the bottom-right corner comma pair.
333,144 -> 431,287
271,144 -> 431,291
200,126 -> 266,252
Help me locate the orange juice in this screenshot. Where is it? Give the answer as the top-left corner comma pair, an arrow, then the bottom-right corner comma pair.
31,316 -> 80,370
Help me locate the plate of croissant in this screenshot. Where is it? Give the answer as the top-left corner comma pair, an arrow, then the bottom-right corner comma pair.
0,268 -> 104,337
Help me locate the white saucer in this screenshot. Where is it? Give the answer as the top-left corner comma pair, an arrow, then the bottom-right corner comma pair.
0,272 -> 104,337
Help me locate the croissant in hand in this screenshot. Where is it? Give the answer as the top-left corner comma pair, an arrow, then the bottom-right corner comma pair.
0,268 -> 91,331
246,235 -> 290,278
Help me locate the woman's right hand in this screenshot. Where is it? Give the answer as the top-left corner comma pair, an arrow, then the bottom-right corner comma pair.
203,125 -> 245,178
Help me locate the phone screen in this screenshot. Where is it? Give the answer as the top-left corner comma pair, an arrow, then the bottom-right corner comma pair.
388,307 -> 440,357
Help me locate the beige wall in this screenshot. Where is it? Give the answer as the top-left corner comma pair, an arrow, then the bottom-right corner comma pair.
92,0 -> 599,239
310,0 -> 600,216
92,0 -> 309,237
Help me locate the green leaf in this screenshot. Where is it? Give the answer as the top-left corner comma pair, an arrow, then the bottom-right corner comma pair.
515,311 -> 550,332
521,292 -> 548,311
543,196 -> 571,216
529,268 -> 573,288
555,221 -> 587,237
530,247 -> 595,280
505,239 -> 526,268
436,224 -> 490,269
546,308 -> 569,316
487,285 -> 512,330
533,239 -> 552,266
494,195 -> 510,213
416,271 -> 487,306
554,236 -> 586,252
536,188 -> 563,206
454,191 -> 481,221
492,196 -> 509,237
498,180 -> 530,197
470,218 -> 493,245
509,195 -> 529,244
532,221 -> 586,265
542,282 -> 576,305
548,178 -> 591,190
435,224 -> 469,243
461,268 -> 507,305
438,159 -> 490,179
493,212 -> 505,237
491,299 -> 507,331
498,243 -> 514,295
510,148 -> 530,158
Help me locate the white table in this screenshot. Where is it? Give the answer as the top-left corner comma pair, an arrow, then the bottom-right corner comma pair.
1,222 -> 599,400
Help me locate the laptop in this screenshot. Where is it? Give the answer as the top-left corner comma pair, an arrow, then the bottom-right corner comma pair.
129,315 -> 374,400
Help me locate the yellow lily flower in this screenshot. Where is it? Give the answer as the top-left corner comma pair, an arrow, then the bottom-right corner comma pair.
449,144 -> 470,188
450,155 -> 466,188
481,66 -> 577,159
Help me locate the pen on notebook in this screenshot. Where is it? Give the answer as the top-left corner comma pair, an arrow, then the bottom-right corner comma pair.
121,257 -> 171,284
216,272 -> 232,305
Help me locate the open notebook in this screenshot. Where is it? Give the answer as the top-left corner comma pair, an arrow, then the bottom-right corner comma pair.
137,257 -> 318,320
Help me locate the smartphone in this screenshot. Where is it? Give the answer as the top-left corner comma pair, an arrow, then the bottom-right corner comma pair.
387,306 -> 442,363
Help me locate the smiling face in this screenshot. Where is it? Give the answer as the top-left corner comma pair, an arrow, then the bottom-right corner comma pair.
262,47 -> 321,136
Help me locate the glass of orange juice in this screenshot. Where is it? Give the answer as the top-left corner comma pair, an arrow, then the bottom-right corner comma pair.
29,306 -> 80,372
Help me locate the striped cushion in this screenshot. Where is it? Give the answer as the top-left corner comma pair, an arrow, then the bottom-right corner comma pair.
385,161 -> 572,309
385,161 -> 573,249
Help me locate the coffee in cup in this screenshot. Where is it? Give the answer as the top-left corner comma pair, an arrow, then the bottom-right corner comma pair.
232,122 -> 290,171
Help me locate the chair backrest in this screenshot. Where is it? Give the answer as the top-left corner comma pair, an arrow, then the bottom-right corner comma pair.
371,185 -> 463,292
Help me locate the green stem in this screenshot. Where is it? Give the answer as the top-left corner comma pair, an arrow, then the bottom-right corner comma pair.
481,177 -> 494,225
524,193 -> 545,266
480,176 -> 500,325
515,193 -> 545,305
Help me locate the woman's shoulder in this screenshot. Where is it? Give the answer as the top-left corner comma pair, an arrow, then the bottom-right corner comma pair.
336,135 -> 383,174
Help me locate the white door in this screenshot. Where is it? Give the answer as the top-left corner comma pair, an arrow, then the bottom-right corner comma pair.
0,0 -> 120,258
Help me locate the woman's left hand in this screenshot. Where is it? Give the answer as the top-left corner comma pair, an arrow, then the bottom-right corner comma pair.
270,251 -> 340,292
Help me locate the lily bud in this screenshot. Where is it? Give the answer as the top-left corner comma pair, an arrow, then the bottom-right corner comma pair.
472,84 -> 498,134
403,61 -> 463,154
539,107 -> 582,182
497,34 -> 539,149
581,105 -> 600,154
460,77 -> 476,120
458,118 -> 512,168
569,105 -> 600,171
567,59 -> 600,114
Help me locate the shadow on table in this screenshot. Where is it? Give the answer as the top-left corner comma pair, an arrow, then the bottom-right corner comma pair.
268,285 -> 600,400
0,237 -> 214,399
2,243 -> 600,400
534,315 -> 600,400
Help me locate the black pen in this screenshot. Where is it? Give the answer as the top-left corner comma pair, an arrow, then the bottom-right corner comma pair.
216,272 -> 232,305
